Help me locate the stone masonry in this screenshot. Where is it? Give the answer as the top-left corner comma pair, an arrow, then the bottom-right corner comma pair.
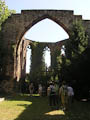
1,10 -> 90,83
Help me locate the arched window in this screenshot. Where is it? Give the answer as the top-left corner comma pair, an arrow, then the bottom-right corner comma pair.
43,47 -> 51,68
26,45 -> 31,73
61,45 -> 65,56
25,18 -> 69,42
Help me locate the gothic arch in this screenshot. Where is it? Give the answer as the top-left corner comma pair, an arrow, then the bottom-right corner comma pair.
1,10 -> 90,80
17,14 -> 70,53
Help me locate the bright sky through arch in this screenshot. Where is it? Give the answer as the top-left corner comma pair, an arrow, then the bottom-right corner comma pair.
26,47 -> 31,73
25,18 -> 69,42
43,47 -> 51,68
25,19 -> 69,73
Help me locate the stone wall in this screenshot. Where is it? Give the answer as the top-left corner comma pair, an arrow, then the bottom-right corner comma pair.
0,10 -> 90,83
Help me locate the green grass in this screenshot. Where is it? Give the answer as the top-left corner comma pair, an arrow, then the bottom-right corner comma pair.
0,94 -> 90,120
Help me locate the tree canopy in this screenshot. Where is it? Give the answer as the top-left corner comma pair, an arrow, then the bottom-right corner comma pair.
0,0 -> 16,30
65,21 -> 88,59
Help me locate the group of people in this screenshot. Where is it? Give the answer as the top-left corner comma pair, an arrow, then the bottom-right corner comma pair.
47,82 -> 59,107
29,83 -> 45,96
29,81 -> 74,111
47,81 -> 74,110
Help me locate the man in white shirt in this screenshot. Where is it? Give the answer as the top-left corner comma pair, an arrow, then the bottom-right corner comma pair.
67,86 -> 74,105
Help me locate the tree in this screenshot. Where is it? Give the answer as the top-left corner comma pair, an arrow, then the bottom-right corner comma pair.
65,20 -> 88,59
0,0 -> 16,30
59,20 -> 88,82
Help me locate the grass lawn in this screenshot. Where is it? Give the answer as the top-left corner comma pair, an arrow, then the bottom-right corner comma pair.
0,94 -> 90,120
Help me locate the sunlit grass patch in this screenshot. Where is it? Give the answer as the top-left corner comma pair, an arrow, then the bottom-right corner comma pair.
0,94 -> 90,120
45,109 -> 65,115
0,97 -> 32,120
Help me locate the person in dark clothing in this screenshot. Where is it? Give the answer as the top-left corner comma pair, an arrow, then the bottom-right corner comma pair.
47,82 -> 56,106
29,83 -> 34,96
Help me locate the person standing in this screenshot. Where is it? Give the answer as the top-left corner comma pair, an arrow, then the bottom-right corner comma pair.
29,83 -> 34,96
67,85 -> 74,105
54,82 -> 59,107
59,81 -> 68,110
48,82 -> 56,106
38,84 -> 43,96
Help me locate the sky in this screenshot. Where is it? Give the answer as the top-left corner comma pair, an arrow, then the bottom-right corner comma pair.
5,0 -> 90,20
5,0 -> 90,73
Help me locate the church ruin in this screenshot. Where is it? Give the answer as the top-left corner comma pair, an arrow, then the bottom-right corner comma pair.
0,10 -> 90,92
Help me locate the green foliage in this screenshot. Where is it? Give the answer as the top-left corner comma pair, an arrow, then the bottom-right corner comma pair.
59,20 -> 88,81
65,20 -> 88,59
31,42 -> 46,72
51,46 -> 61,71
30,42 -> 47,83
0,0 -> 16,30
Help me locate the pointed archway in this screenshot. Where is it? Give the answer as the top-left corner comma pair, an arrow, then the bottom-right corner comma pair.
1,10 -> 89,82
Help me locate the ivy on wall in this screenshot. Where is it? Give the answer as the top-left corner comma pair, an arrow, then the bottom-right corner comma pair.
28,41 -> 62,84
29,42 -> 46,83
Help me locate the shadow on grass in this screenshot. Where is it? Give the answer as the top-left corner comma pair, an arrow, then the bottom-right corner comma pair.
5,94 -> 90,120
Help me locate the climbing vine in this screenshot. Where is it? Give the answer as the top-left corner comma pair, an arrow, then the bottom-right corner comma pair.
29,42 -> 46,83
